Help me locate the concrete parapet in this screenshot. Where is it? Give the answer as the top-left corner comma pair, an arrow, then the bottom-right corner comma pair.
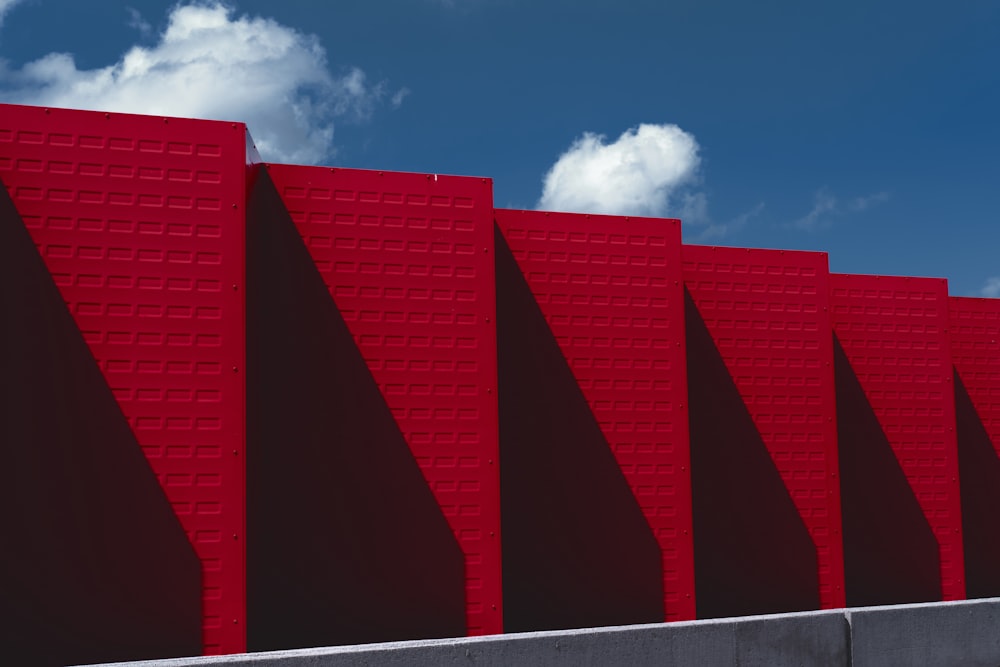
84,599 -> 1000,667
848,598 -> 1000,667
84,610 -> 848,667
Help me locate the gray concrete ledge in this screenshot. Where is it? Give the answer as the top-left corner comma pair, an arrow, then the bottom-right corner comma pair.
848,598 -> 1000,667
82,599 -> 1000,667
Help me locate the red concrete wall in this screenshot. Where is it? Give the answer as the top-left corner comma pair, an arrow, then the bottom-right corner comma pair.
0,104 -> 247,654
495,209 -> 695,623
830,274 -> 964,604
265,164 -> 502,635
683,245 -> 844,616
949,297 -> 1000,598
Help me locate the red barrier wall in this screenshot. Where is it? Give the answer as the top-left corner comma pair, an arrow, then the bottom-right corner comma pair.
244,167 -> 466,649
1,181 -> 202,665
0,104 -> 247,654
949,297 -> 1000,597
682,246 -> 844,616
494,209 -> 695,623
830,274 -> 964,604
265,164 -> 502,635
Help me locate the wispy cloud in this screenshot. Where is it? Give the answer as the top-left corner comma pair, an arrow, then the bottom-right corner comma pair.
537,123 -> 701,217
0,0 -> 23,28
791,188 -> 889,231
792,188 -> 839,230
391,87 -> 410,109
126,7 -> 153,37
849,191 -> 890,211
982,277 -> 1000,298
689,202 -> 765,243
0,2 -> 401,164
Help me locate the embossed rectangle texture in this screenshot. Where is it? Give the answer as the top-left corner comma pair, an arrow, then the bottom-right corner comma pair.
829,273 -> 964,600
494,208 -> 695,621
0,104 -> 247,654
683,245 -> 845,610
265,164 -> 502,635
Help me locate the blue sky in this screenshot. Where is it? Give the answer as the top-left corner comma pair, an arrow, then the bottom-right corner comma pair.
1,0 -> 997,296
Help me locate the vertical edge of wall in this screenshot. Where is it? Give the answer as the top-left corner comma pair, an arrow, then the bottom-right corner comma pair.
495,209 -> 695,628
0,103 -> 249,655
265,164 -> 502,636
830,274 -> 965,604
682,245 -> 845,617
948,296 -> 1000,598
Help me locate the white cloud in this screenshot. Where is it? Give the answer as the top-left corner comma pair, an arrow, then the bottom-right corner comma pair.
537,123 -> 701,217
0,2 -> 393,164
0,0 -> 23,28
982,277 -> 1000,298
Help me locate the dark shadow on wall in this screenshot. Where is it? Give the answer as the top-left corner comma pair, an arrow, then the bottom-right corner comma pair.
246,168 -> 466,650
685,290 -> 820,619
834,336 -> 941,606
0,183 -> 202,666
495,225 -> 664,632
954,370 -> 1000,598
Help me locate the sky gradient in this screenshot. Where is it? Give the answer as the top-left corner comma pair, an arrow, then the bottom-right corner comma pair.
1,0 -> 997,295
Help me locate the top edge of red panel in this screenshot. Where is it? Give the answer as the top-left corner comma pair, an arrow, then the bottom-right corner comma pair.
263,162 -> 492,185
830,272 -> 950,285
495,207 -> 680,226
1,101 -> 248,131
949,295 -> 1000,304
683,243 -> 829,261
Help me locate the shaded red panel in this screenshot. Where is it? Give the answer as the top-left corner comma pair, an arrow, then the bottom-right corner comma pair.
1,182 -> 202,665
682,246 -> 844,616
0,104 -> 247,654
245,168 -> 465,649
265,164 -> 501,635
830,274 -> 964,603
494,208 -> 695,623
949,297 -> 1000,598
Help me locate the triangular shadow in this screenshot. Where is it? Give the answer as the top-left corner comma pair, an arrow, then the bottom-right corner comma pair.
0,182 -> 202,665
246,168 -> 466,650
495,224 -> 664,632
833,335 -> 941,605
954,369 -> 1000,598
685,289 -> 820,618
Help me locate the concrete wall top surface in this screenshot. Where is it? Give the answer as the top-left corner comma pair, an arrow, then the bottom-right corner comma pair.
80,598 -> 1000,667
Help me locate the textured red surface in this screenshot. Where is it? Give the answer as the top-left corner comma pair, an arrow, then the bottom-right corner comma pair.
265,164 -> 502,635
950,298 -> 1000,450
683,246 -> 845,609
949,296 -> 1000,598
830,274 -> 964,600
494,209 -> 695,621
0,104 -> 247,653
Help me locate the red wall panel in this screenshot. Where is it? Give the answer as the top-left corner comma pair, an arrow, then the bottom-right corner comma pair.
265,164 -> 502,635
245,168 -> 466,648
682,245 -> 844,614
830,274 -> 964,602
494,209 -> 695,622
0,104 -> 247,654
950,297 -> 1000,460
1,182 -> 202,665
949,296 -> 1000,597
